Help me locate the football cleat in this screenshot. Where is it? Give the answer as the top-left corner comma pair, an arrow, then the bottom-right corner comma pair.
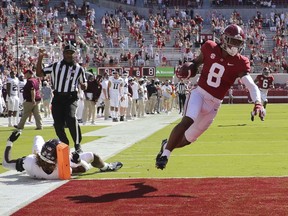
156,139 -> 167,160
101,162 -> 123,172
250,111 -> 254,121
155,156 -> 168,170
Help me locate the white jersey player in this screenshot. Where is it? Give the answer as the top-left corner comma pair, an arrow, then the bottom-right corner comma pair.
18,73 -> 26,106
0,78 -> 5,114
107,71 -> 123,122
3,130 -> 123,180
17,73 -> 26,123
6,71 -> 20,127
119,71 -> 130,121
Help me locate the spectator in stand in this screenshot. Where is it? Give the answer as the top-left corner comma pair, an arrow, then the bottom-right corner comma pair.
15,70 -> 42,130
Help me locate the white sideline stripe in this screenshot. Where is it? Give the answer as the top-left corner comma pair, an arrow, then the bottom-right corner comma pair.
0,111 -> 181,215
81,175 -> 288,180
115,153 -> 288,158
172,153 -> 288,157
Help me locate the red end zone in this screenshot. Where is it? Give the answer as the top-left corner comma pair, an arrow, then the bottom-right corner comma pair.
13,178 -> 288,215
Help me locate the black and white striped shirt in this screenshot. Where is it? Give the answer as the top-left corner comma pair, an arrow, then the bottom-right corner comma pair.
43,61 -> 87,93
177,83 -> 186,95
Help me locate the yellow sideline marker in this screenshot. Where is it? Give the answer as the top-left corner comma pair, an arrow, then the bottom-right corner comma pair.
56,143 -> 71,180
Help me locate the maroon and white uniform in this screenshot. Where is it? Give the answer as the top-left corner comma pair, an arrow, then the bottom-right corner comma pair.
254,74 -> 274,103
184,40 -> 258,142
197,40 -> 250,99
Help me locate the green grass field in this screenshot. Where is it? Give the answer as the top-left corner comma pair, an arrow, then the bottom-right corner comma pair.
1,104 -> 287,179
82,103 -> 288,179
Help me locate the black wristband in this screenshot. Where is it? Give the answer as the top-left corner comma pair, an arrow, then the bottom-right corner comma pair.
15,157 -> 25,172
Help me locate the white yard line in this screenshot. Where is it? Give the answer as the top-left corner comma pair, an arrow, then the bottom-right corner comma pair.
0,112 -> 180,215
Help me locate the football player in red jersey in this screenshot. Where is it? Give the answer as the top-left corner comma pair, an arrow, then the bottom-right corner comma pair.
254,67 -> 274,108
155,24 -> 264,170
250,67 -> 274,121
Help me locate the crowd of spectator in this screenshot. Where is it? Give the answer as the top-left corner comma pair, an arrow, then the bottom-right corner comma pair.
0,0 -> 288,125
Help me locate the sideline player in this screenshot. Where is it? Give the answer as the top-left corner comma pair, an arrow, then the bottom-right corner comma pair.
107,71 -> 123,122
2,130 -> 123,180
6,71 -> 20,127
119,71 -> 130,121
250,67 -> 274,121
155,24 -> 264,170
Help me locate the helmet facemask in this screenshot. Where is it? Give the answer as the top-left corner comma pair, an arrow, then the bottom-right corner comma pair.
221,24 -> 245,56
262,67 -> 270,77
222,35 -> 244,56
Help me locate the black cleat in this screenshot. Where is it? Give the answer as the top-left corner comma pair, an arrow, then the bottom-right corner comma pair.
156,156 -> 168,170
101,162 -> 123,172
156,139 -> 167,160
250,112 -> 254,121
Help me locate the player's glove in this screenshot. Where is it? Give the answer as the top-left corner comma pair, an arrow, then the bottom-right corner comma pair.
71,151 -> 81,164
252,103 -> 265,121
8,130 -> 22,142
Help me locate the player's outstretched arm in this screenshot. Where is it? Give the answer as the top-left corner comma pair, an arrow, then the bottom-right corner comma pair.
2,130 -> 26,172
241,74 -> 265,121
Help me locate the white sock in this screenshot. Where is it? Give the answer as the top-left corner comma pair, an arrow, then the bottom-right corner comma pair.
8,117 -> 11,125
100,162 -> 109,171
162,149 -> 171,158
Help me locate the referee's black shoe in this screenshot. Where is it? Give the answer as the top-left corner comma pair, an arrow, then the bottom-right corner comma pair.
75,144 -> 83,154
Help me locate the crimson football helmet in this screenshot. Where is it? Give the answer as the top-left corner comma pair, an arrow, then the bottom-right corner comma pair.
262,67 -> 270,77
221,24 -> 245,56
39,139 -> 61,164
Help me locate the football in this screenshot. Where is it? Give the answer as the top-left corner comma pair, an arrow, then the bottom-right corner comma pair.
176,62 -> 197,79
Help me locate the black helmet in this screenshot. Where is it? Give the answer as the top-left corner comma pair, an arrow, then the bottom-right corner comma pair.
64,40 -> 77,52
39,139 -> 61,164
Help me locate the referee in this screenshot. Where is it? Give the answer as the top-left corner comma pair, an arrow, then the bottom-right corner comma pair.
36,40 -> 87,153
176,79 -> 187,114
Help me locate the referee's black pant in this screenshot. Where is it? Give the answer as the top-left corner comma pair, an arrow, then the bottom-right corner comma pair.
178,93 -> 186,113
52,92 -> 82,149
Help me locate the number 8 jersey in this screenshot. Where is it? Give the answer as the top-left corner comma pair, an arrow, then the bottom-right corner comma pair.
197,40 -> 250,100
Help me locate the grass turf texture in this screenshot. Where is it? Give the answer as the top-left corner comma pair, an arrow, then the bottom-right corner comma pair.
1,104 -> 287,178
78,104 -> 288,179
0,126 -> 105,173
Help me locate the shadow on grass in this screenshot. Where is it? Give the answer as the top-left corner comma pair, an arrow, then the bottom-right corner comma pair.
218,124 -> 247,127
66,182 -> 195,203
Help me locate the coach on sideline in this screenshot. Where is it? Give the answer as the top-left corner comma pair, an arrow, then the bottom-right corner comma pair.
36,40 -> 87,153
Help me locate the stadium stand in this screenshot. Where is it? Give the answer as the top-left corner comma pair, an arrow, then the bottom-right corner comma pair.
0,0 -> 287,107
